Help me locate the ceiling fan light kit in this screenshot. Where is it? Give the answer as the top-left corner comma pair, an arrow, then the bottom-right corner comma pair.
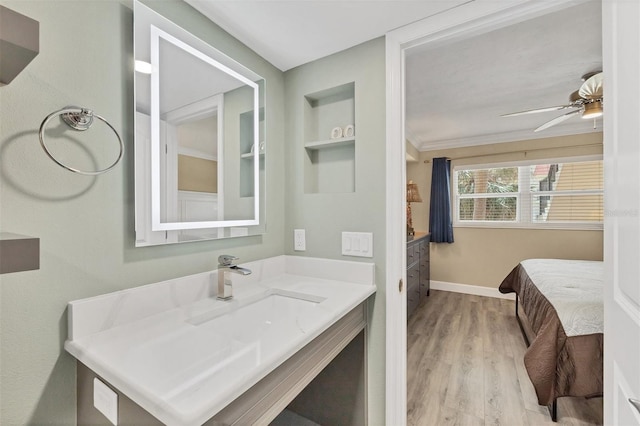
582,100 -> 603,119
503,71 -> 603,132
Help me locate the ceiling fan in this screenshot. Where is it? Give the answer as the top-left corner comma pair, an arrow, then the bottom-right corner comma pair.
501,71 -> 603,132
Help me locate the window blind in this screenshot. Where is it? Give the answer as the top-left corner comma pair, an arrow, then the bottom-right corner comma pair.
454,158 -> 603,229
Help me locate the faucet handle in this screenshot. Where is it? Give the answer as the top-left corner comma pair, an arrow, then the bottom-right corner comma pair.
218,255 -> 238,266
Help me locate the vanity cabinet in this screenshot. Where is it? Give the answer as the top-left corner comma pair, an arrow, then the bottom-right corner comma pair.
76,302 -> 367,426
407,232 -> 430,318
67,255 -> 374,425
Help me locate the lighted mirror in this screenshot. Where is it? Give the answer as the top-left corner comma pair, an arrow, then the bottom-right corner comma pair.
134,1 -> 265,246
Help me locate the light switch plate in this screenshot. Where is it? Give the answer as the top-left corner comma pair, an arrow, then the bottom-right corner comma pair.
342,232 -> 373,258
94,378 -> 118,425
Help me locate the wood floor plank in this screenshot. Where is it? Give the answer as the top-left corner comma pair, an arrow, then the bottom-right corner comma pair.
407,333 -> 430,390
408,296 -> 439,339
482,309 -> 514,357
456,294 -> 484,341
443,336 -> 485,418
408,290 -> 603,426
526,408 -> 557,425
557,397 -> 603,426
423,311 -> 462,363
481,296 -> 505,313
483,350 -> 529,426
433,404 -> 485,426
503,314 -> 549,416
408,356 -> 452,426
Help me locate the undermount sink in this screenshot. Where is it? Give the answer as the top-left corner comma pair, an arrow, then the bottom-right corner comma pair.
64,255 -> 375,425
126,290 -> 331,403
188,289 -> 327,327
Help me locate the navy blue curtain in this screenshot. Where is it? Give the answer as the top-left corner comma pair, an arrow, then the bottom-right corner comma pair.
429,157 -> 454,243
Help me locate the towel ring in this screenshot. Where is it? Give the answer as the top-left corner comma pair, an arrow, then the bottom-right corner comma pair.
38,106 -> 124,176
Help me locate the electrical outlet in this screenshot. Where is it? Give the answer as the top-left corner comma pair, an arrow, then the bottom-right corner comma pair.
94,378 -> 118,425
294,229 -> 306,251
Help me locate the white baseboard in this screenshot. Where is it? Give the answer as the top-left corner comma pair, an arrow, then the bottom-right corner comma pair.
430,280 -> 515,300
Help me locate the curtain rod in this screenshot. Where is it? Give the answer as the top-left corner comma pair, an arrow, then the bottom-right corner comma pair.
422,143 -> 603,163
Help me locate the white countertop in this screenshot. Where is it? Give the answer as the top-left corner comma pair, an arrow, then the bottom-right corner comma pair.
65,255 -> 375,425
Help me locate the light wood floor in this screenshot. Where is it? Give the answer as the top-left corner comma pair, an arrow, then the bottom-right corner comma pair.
407,290 -> 603,426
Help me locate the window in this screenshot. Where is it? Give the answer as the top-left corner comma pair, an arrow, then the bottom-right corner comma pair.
453,157 -> 603,229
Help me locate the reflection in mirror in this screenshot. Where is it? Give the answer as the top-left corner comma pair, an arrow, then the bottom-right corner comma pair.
134,1 -> 265,246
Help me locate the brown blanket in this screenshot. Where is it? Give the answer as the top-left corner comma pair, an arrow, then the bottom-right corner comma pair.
499,263 -> 603,405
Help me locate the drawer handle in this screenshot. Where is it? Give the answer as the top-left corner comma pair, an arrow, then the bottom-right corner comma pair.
630,398 -> 640,415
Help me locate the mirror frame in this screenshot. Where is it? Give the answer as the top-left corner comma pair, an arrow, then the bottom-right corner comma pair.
134,0 -> 265,246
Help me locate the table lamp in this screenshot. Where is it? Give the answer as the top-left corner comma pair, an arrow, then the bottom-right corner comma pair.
406,180 -> 422,236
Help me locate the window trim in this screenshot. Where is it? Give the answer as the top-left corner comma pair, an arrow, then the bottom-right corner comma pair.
452,155 -> 604,231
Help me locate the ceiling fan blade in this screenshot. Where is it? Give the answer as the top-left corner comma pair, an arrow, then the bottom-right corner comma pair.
501,105 -> 572,117
534,109 -> 582,132
579,71 -> 603,99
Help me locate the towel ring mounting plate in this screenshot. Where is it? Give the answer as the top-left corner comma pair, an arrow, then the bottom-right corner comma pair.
61,108 -> 94,131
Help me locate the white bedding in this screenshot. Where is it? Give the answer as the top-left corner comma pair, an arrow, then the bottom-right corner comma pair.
520,259 -> 603,337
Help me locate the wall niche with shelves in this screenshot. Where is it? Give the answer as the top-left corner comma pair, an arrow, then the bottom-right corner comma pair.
304,82 -> 355,194
239,108 -> 265,198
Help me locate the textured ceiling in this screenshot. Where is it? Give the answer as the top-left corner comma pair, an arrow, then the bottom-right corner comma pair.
184,0 -> 603,150
405,1 -> 602,150
185,0 -> 469,71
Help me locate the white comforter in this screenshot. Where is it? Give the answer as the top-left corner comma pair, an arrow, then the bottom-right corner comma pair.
520,259 -> 603,337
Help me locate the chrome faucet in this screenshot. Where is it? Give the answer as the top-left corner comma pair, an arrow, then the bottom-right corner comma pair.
217,255 -> 251,300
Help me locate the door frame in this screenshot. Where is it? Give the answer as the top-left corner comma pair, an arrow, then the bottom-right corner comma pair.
384,0 -> 599,423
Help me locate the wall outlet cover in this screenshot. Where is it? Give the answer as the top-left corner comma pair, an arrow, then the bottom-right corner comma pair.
94,378 -> 118,425
294,229 -> 306,251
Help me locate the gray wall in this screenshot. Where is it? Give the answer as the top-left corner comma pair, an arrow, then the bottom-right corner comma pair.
0,0 -> 285,423
284,38 -> 387,424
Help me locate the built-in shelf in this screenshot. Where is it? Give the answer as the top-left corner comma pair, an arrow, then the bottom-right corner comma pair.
0,5 -> 39,86
303,82 -> 355,194
239,108 -> 264,197
0,233 -> 40,274
304,137 -> 355,150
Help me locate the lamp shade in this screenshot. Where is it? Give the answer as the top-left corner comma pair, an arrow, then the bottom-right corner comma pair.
407,180 -> 422,203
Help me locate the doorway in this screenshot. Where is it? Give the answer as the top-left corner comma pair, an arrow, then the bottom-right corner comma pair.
383,0 -> 625,424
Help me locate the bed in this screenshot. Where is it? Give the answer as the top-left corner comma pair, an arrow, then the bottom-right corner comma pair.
498,259 -> 603,420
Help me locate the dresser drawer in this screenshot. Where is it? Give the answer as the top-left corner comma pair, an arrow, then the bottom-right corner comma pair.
406,234 -> 430,318
407,263 -> 419,288
407,270 -> 421,317
420,264 -> 429,293
419,240 -> 429,262
407,244 -> 417,266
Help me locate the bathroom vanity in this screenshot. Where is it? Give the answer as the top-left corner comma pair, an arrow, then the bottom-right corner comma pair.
65,256 -> 375,425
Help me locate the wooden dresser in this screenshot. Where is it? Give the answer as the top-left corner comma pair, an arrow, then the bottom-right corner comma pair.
407,232 -> 430,318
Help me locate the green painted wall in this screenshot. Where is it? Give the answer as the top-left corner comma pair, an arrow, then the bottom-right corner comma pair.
284,38 -> 387,424
1,1 -> 389,424
0,0 -> 285,423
